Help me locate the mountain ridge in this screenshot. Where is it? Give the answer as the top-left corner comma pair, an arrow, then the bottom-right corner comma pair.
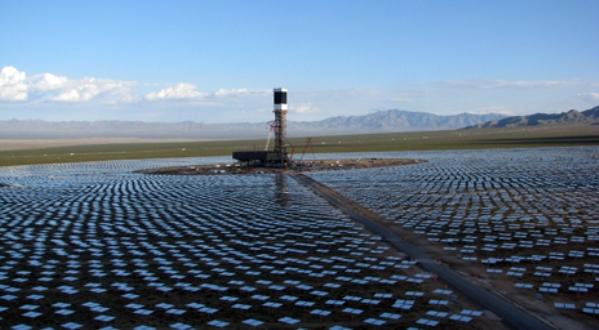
0,109 -> 506,139
468,105 -> 599,128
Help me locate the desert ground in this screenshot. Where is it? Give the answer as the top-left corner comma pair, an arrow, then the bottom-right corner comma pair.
1,125 -> 598,167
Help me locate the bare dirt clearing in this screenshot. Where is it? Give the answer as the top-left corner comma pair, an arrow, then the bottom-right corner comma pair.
137,158 -> 423,175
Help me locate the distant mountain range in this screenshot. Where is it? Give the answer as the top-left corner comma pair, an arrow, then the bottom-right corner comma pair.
0,110 -> 505,139
292,110 -> 505,132
468,105 -> 599,129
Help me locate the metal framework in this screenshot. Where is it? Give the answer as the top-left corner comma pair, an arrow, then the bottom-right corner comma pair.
233,88 -> 289,168
273,108 -> 287,165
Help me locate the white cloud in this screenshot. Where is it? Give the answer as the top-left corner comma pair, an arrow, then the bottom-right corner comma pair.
29,73 -> 68,92
438,79 -> 576,89
292,102 -> 317,113
2,66 -> 270,107
214,88 -> 249,97
51,77 -> 135,103
145,83 -> 204,101
578,92 -> 599,101
145,85 -> 268,102
0,66 -> 28,101
492,80 -> 574,88
213,88 -> 268,97
474,105 -> 515,116
0,66 -> 135,104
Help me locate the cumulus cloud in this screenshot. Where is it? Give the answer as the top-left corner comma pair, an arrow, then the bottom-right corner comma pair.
0,66 -> 28,101
0,66 -> 269,105
50,77 -> 136,103
0,66 -> 136,104
144,85 -> 268,101
29,73 -> 68,92
145,83 -> 204,101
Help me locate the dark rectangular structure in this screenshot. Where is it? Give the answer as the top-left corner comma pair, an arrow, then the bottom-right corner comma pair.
232,151 -> 284,167
274,90 -> 287,104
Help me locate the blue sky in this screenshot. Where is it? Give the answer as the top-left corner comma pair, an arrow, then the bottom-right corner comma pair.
1,0 -> 598,122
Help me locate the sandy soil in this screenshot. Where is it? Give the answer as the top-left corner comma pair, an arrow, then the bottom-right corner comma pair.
136,158 -> 424,175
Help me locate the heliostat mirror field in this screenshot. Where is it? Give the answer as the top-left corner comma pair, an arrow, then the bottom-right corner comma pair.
0,146 -> 598,329
310,147 -> 599,322
0,156 -> 490,329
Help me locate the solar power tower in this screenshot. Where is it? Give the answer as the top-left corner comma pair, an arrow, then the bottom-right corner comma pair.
273,88 -> 288,166
232,88 -> 289,167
